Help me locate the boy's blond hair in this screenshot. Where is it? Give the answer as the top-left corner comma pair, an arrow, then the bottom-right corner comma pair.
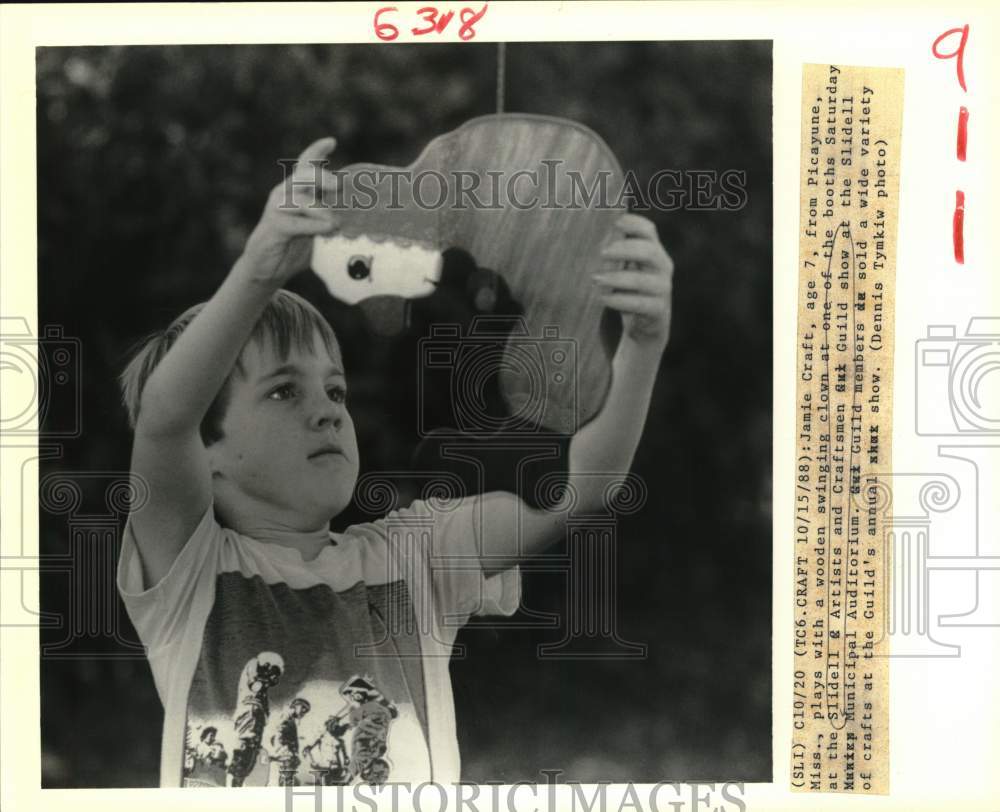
120,289 -> 340,444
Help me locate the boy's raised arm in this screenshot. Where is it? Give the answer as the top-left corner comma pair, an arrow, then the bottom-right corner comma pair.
478,214 -> 674,573
128,139 -> 340,588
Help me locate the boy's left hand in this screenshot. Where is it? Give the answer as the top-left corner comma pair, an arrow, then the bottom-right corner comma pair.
593,213 -> 674,351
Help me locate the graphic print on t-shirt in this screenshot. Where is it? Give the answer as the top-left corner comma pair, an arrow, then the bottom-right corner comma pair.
181,572 -> 429,787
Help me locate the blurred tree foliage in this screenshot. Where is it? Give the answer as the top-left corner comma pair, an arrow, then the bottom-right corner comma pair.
37,41 -> 771,786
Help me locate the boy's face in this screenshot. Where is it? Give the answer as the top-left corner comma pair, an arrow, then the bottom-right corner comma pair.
208,329 -> 359,530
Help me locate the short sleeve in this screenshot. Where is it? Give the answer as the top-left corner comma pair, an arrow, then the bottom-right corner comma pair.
116,502 -> 222,654
391,496 -> 521,625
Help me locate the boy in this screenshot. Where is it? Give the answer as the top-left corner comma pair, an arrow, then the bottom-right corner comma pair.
116,137 -> 673,787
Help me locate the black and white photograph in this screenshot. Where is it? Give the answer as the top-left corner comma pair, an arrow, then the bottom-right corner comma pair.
31,35 -> 772,790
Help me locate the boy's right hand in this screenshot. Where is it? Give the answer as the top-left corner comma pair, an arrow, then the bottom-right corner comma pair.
240,137 -> 341,286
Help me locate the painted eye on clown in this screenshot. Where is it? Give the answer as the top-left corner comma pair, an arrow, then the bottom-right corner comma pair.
347,255 -> 372,280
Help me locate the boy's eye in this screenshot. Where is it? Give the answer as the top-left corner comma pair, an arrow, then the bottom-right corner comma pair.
326,385 -> 347,404
268,383 -> 297,401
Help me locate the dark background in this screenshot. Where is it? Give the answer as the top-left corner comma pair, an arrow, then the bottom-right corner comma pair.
36,41 -> 772,786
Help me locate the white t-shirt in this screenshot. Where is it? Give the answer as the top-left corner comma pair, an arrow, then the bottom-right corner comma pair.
116,496 -> 520,788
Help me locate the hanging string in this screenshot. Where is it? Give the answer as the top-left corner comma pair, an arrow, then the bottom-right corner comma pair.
495,42 -> 506,114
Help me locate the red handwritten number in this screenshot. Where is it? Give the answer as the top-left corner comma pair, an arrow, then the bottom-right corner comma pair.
413,7 -> 455,35
953,190 -> 965,264
378,5 -> 486,40
933,25 -> 971,265
932,24 -> 969,91
957,106 -> 969,161
374,7 -> 399,41
458,4 -> 488,41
